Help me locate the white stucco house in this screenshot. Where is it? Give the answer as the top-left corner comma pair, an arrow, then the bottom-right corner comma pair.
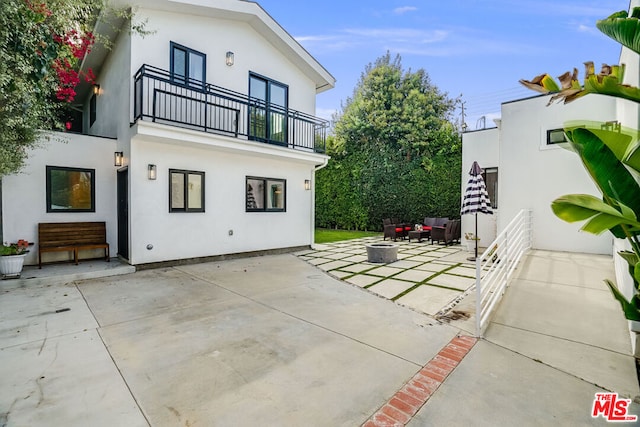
1,0 -> 335,267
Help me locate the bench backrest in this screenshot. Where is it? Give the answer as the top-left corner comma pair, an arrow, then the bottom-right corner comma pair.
39,222 -> 107,247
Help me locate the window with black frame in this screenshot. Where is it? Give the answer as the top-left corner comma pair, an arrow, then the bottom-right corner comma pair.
547,128 -> 568,145
246,177 -> 286,212
169,169 -> 205,212
170,42 -> 206,89
46,166 -> 95,212
482,167 -> 498,209
248,73 -> 288,145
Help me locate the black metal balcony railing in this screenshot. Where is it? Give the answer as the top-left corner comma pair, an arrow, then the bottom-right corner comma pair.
133,65 -> 328,153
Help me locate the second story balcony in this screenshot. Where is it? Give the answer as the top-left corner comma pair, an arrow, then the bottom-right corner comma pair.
133,65 -> 328,154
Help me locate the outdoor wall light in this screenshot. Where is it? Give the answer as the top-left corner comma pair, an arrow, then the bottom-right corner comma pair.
93,84 -> 101,95
148,164 -> 157,180
225,51 -> 234,66
304,179 -> 311,190
114,151 -> 124,167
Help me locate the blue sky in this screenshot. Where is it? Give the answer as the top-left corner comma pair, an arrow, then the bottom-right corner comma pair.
256,0 -> 630,130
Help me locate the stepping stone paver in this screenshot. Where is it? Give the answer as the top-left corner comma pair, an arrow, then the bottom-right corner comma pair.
368,279 -> 417,299
366,266 -> 405,277
428,274 -> 475,291
395,284 -> 461,315
316,260 -> 352,271
345,274 -> 382,288
394,269 -> 436,283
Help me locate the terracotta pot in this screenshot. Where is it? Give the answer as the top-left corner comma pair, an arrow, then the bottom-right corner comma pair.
0,254 -> 26,278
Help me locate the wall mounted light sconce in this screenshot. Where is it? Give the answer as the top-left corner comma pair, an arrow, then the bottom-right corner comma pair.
148,164 -> 157,180
93,84 -> 101,95
304,179 -> 311,190
225,51 -> 234,66
114,151 -> 124,167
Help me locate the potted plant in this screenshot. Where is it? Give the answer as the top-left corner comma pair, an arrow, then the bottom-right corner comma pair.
0,240 -> 30,278
464,232 -> 480,253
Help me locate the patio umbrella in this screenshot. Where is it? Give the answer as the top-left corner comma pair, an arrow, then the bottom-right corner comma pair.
460,161 -> 493,261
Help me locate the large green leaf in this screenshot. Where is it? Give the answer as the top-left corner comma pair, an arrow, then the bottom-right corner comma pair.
604,279 -> 640,321
564,127 -> 640,238
551,194 -> 640,234
565,121 -> 640,174
597,8 -> 640,55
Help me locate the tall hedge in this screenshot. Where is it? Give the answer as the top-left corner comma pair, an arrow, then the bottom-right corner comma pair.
316,53 -> 461,230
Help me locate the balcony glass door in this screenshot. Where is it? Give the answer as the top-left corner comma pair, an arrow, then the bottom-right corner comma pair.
249,74 -> 288,145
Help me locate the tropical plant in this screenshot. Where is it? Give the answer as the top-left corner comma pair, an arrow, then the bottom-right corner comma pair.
520,8 -> 640,321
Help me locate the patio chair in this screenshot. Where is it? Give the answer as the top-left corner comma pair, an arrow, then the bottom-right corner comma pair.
431,219 -> 461,245
383,218 -> 410,241
422,217 -> 449,233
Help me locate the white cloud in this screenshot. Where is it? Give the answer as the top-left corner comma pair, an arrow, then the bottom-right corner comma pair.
393,6 -> 418,15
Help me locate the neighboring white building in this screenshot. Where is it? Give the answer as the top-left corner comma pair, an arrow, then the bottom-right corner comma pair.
462,94 -> 619,255
1,0 -> 335,267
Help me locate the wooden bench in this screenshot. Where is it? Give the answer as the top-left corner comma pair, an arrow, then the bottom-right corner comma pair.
38,222 -> 110,268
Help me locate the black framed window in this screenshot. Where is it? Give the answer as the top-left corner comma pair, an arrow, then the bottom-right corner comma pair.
482,167 -> 498,209
170,42 -> 206,89
248,73 -> 288,145
246,177 -> 286,212
169,169 -> 205,212
46,166 -> 95,212
547,128 -> 568,145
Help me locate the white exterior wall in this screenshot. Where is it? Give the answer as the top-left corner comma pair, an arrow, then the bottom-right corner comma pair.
129,8 -> 317,114
90,28 -> 132,143
1,133 -> 117,266
128,124 -> 320,264
461,127 -> 499,245
499,94 -> 616,254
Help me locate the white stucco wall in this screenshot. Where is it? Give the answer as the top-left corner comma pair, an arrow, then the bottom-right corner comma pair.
499,94 -> 616,254
129,8 -> 317,114
1,133 -> 118,265
128,127 -> 319,264
461,127 -> 499,245
87,27 -> 132,143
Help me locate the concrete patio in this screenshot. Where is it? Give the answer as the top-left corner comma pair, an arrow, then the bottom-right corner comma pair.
0,240 -> 638,426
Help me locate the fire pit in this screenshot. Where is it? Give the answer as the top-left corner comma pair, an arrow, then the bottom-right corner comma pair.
366,243 -> 398,263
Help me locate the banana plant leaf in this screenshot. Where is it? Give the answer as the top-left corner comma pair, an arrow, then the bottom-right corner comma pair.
564,121 -> 640,173
551,194 -> 640,234
596,8 -> 640,55
562,127 -> 640,238
583,74 -> 640,104
605,279 -> 640,321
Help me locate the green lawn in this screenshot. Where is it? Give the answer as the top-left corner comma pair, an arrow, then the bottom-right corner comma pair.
314,229 -> 381,244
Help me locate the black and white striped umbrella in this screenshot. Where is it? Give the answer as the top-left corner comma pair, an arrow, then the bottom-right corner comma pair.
460,161 -> 493,260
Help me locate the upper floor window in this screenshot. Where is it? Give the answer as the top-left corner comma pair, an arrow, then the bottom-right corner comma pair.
170,42 -> 206,89
249,73 -> 288,145
547,128 -> 568,145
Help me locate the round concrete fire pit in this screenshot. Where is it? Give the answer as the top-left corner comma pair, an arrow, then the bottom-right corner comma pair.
366,243 -> 398,263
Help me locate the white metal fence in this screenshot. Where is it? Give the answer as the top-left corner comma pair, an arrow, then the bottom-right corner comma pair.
475,209 -> 532,337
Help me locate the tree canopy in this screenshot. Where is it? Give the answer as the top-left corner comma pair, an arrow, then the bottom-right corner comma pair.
316,53 -> 461,230
0,0 -> 102,177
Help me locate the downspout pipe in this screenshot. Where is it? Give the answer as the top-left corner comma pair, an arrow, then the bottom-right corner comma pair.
310,156 -> 329,249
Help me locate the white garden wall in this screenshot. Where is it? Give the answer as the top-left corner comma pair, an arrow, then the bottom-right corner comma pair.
461,127 -> 499,246
1,133 -> 117,266
499,94 -> 616,254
